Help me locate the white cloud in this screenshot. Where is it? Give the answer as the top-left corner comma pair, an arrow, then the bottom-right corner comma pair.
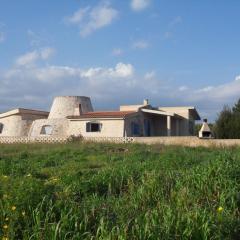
66,7 -> 90,24
113,63 -> 134,78
112,48 -> 123,56
40,47 -> 55,60
2,47 -> 240,121
16,51 -> 39,66
15,47 -> 55,66
6,62 -> 134,85
196,86 -> 214,93
132,40 -> 149,49
0,61 -> 138,111
65,2 -> 118,37
171,76 -> 240,119
181,79 -> 240,103
81,62 -> 134,79
32,66 -> 80,82
235,75 -> 240,81
144,71 -> 155,80
131,0 -> 151,11
178,86 -> 188,91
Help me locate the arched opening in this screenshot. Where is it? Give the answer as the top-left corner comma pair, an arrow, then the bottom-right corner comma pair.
0,123 -> 3,134
40,125 -> 53,135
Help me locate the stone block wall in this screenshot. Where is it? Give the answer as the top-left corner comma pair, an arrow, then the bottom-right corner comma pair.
48,96 -> 93,119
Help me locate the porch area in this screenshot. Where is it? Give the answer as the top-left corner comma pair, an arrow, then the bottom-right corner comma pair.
141,109 -> 188,136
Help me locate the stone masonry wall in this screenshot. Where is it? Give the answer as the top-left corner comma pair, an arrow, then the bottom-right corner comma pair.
48,96 -> 93,119
29,118 -> 69,137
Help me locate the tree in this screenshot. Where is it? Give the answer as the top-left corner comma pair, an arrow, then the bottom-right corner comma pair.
232,99 -> 240,113
232,99 -> 240,138
215,99 -> 240,139
194,123 -> 202,136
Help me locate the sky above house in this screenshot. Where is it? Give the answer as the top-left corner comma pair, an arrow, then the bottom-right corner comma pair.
0,0 -> 240,121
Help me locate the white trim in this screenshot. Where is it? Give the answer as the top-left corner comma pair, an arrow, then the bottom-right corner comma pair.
141,108 -> 175,116
69,117 -> 125,121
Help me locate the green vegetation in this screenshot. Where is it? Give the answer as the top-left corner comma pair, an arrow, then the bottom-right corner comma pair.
0,143 -> 239,239
214,98 -> 240,139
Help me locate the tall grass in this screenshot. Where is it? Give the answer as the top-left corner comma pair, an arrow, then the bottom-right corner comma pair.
0,143 -> 239,239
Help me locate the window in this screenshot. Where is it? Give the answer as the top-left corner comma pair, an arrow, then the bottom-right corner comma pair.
40,125 -> 53,135
0,123 -> 3,134
86,122 -> 102,132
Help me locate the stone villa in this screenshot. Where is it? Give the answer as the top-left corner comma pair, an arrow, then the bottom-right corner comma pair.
0,96 -> 200,138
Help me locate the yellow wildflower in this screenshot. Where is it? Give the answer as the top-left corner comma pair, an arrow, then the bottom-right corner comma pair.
3,224 -> 8,229
2,237 -> 8,240
217,206 -> 223,213
3,175 -> 8,179
5,217 -> 9,221
11,206 -> 16,211
22,211 -> 26,216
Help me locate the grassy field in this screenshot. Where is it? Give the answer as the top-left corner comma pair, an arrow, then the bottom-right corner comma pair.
0,143 -> 239,239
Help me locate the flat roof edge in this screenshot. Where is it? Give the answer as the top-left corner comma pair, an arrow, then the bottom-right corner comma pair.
0,108 -> 49,118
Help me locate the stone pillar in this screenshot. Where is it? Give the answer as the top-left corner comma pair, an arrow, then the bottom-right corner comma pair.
167,115 -> 171,136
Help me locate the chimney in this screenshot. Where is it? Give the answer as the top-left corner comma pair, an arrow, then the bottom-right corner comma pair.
199,118 -> 213,139
143,99 -> 149,105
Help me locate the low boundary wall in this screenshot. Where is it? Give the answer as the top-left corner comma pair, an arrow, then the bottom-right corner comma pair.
83,136 -> 240,147
0,136 -> 68,144
133,137 -> 240,147
1,136 -> 240,147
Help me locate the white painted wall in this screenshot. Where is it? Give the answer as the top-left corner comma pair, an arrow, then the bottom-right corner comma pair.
0,114 -> 47,136
68,119 -> 125,137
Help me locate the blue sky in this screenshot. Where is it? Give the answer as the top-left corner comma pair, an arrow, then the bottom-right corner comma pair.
0,0 -> 240,121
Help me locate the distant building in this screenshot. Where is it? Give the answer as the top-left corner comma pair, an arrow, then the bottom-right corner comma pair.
0,96 -> 201,138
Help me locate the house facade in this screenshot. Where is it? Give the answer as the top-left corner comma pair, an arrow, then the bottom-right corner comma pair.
0,96 -> 200,138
